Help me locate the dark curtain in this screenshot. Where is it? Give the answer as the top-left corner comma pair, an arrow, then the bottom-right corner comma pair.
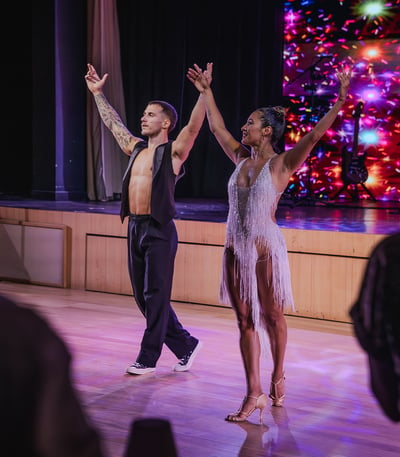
116,0 -> 284,199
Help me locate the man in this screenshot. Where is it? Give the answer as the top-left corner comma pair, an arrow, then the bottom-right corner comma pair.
85,63 -> 211,375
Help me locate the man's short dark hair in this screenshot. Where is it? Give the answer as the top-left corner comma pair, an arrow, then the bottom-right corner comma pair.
148,100 -> 178,133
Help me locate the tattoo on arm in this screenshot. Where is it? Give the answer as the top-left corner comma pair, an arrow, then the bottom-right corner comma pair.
93,93 -> 134,150
94,93 -> 124,130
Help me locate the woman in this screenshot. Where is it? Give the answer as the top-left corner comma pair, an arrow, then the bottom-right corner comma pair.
187,62 -> 351,423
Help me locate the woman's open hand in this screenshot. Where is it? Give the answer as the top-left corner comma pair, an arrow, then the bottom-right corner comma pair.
335,66 -> 352,102
187,62 -> 213,93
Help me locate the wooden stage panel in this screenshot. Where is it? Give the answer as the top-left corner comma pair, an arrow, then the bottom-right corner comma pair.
0,219 -> 70,288
288,252 -> 368,321
86,234 -> 131,295
0,204 -> 387,323
172,242 -> 223,306
284,227 -> 384,258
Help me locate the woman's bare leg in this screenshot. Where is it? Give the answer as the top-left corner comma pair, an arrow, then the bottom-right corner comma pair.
256,254 -> 287,400
224,249 -> 264,418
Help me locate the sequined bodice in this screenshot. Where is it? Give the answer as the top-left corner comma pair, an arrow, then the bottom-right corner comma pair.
226,158 -> 281,245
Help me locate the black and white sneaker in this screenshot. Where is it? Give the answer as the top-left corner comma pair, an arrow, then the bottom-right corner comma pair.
173,340 -> 203,372
126,362 -> 155,375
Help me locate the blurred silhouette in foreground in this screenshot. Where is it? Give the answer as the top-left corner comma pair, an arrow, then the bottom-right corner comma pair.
350,232 -> 400,422
123,418 -> 178,457
0,293 -> 107,457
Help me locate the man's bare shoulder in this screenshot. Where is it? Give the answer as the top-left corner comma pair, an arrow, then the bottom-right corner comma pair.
128,139 -> 148,156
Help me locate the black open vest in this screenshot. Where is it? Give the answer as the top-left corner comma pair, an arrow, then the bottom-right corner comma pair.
120,141 -> 185,225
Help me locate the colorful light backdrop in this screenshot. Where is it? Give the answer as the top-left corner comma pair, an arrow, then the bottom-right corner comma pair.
283,0 -> 400,202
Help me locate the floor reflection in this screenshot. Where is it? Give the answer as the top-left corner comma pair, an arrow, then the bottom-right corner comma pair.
235,407 -> 301,457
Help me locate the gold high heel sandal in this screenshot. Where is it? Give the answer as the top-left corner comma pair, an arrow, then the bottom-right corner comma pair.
269,374 -> 285,407
225,393 -> 267,424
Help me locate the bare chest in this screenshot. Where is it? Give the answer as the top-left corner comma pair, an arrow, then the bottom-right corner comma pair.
131,148 -> 154,177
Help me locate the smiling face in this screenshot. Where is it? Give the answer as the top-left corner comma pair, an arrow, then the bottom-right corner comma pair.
140,104 -> 171,137
241,111 -> 271,147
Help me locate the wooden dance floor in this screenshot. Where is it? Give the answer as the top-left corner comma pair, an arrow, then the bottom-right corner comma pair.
1,280 -> 399,457
1,196 -> 399,456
